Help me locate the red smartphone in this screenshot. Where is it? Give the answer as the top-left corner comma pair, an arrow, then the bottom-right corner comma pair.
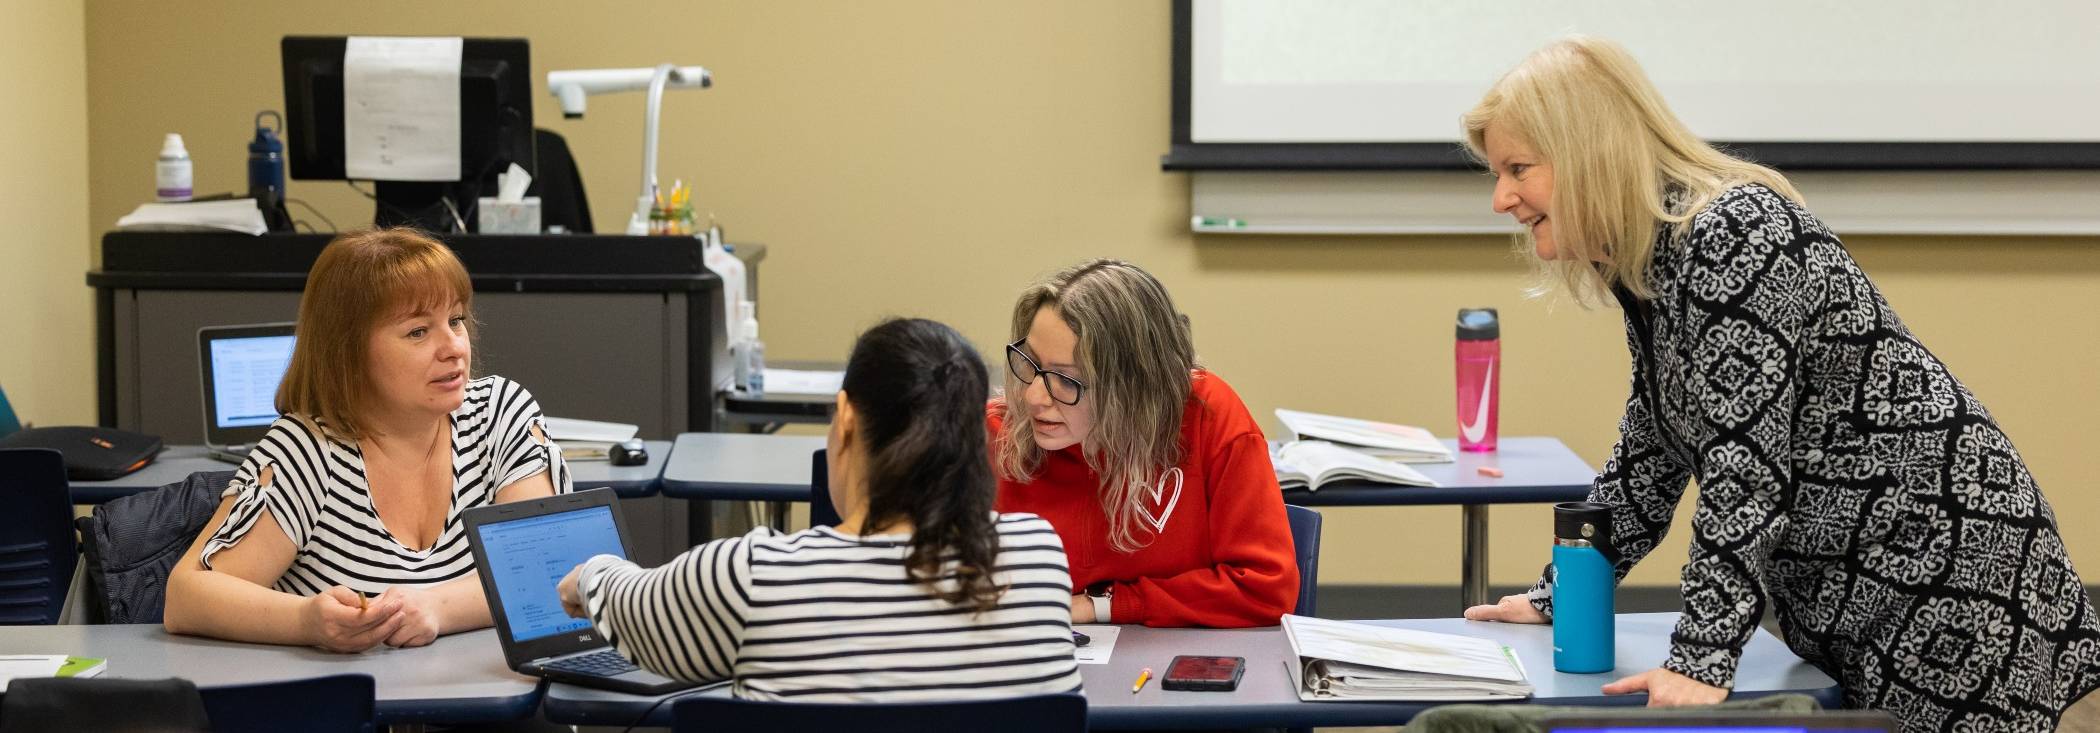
1161,655 -> 1245,691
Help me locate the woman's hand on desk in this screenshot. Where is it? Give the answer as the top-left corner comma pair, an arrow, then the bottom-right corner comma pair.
1603,667 -> 1728,707
377,587 -> 444,648
305,586 -> 407,653
1463,593 -> 1546,624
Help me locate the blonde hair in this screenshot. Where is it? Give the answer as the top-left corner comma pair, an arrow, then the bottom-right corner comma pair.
1461,35 -> 1803,303
994,260 -> 1195,554
277,228 -> 476,440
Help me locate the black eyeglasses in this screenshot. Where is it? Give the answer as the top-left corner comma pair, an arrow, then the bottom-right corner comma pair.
1005,340 -> 1086,406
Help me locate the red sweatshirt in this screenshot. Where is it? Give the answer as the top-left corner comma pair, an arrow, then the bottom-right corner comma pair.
990,370 -> 1299,628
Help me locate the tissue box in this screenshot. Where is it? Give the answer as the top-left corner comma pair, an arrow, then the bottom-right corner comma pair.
477,197 -> 542,234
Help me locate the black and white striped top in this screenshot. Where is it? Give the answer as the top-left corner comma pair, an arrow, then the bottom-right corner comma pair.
578,514 -> 1084,702
201,375 -> 572,595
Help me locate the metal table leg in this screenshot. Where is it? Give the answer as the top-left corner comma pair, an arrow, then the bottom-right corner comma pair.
1462,504 -> 1490,612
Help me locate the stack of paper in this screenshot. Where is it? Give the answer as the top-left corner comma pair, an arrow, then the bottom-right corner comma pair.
1276,409 -> 1453,464
115,199 -> 269,236
0,655 -> 103,691
1272,440 -> 1437,491
545,417 -> 639,459
1282,615 -> 1532,701
762,368 -> 845,396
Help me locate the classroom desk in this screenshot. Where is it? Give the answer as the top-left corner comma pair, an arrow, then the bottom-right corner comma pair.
1284,437 -> 1596,612
659,433 -> 824,503
0,624 -> 542,725
716,360 -> 842,432
65,441 -> 673,504
538,612 -> 1839,729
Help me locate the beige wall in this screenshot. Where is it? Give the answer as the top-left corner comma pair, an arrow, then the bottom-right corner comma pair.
0,0 -> 91,426
74,2 -> 2100,588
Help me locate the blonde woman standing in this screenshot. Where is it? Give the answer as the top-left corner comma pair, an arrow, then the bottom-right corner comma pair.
990,259 -> 1298,628
1458,37 -> 2100,731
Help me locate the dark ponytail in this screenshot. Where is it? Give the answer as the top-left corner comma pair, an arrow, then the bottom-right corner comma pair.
846,318 -> 1003,613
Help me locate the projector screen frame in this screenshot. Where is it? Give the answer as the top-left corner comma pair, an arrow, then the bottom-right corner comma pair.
1161,0 -> 2100,172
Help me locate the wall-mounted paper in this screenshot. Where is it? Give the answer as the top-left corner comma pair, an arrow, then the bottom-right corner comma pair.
343,36 -> 462,181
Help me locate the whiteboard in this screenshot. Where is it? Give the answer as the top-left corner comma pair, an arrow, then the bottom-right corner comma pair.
1187,0 -> 2100,146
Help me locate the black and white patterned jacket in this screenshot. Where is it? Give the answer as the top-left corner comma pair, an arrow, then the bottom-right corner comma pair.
1527,184 -> 2100,731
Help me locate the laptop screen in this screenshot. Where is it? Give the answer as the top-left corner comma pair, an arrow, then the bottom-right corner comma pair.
206,332 -> 296,430
476,504 -> 627,642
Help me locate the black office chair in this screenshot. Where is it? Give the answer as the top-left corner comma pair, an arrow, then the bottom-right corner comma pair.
199,674 -> 375,733
1285,505 -> 1322,617
673,692 -> 1086,733
0,448 -> 76,624
809,448 -> 840,528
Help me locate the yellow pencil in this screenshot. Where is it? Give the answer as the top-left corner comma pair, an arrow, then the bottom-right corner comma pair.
357,592 -> 369,612
1131,667 -> 1153,694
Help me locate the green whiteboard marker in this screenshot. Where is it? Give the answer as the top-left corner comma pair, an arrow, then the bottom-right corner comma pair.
1191,216 -> 1248,229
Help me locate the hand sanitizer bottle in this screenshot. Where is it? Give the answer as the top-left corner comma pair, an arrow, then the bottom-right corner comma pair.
156,133 -> 193,202
737,300 -> 765,395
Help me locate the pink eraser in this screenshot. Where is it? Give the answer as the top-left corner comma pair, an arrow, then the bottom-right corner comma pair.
1476,466 -> 1504,478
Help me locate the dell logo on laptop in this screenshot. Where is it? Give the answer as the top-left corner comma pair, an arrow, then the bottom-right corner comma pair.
578,634 -> 592,642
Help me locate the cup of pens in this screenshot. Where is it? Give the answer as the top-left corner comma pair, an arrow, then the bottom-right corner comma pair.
650,180 -> 697,236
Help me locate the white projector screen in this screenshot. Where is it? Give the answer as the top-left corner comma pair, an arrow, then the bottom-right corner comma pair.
1169,0 -> 2100,170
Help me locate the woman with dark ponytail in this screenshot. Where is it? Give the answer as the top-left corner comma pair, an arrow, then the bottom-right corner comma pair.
557,318 -> 1083,701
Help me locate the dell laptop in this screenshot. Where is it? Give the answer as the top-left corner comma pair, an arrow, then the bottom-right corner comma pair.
462,488 -> 700,695
197,323 -> 297,464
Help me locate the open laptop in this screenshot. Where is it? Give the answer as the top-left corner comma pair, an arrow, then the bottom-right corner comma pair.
462,488 -> 700,695
197,323 -> 297,464
1543,711 -> 1897,733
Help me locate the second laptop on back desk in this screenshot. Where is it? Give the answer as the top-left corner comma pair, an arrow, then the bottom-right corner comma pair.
197,322 -> 297,464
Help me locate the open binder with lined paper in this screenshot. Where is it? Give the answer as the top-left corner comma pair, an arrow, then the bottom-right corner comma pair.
1282,615 -> 1533,702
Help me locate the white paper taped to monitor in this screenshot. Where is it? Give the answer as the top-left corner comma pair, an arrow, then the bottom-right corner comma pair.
343,36 -> 463,181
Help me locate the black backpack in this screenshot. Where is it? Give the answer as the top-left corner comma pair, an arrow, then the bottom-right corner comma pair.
74,471 -> 233,624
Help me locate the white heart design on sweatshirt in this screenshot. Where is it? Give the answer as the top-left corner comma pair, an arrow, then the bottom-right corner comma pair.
1135,467 -> 1184,535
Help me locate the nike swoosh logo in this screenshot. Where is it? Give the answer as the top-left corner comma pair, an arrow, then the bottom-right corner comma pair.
1460,361 -> 1493,443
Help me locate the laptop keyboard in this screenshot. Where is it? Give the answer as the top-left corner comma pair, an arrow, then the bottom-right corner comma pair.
547,649 -> 640,677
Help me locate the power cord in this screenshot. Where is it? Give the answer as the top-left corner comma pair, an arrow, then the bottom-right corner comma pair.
285,198 -> 337,233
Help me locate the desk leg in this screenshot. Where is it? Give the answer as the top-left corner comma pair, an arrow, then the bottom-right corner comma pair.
1462,504 -> 1490,612
767,500 -> 789,532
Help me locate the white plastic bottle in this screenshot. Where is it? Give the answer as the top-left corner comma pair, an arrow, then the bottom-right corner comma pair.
156,133 -> 193,202
738,300 -> 765,395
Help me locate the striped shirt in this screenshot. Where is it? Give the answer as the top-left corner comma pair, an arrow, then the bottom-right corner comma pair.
201,375 -> 572,595
578,514 -> 1084,702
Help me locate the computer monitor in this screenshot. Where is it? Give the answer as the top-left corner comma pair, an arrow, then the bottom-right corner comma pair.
280,36 -> 535,232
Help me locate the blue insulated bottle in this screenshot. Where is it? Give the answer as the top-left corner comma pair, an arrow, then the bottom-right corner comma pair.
1552,501 -> 1615,673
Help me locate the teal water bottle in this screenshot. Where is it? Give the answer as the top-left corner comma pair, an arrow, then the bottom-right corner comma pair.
1551,501 -> 1615,673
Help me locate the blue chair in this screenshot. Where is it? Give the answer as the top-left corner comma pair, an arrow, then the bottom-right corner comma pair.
0,448 -> 76,624
673,692 -> 1086,733
809,448 -> 840,528
0,384 -> 21,438
198,674 -> 374,733
1285,504 -> 1321,617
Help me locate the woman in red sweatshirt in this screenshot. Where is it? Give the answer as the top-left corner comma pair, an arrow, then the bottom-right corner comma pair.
989,259 -> 1298,628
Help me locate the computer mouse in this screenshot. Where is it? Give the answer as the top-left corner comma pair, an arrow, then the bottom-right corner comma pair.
608,439 -> 649,466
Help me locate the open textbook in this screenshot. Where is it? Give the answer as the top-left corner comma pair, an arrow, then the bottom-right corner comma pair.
1275,409 -> 1453,464
1282,615 -> 1532,702
1272,440 -> 1437,490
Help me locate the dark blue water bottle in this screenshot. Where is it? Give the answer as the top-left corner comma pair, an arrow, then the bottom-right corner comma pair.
249,110 -> 290,232
1552,501 -> 1615,673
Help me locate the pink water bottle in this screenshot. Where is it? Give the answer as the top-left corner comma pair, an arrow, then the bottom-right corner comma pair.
1455,308 -> 1500,452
